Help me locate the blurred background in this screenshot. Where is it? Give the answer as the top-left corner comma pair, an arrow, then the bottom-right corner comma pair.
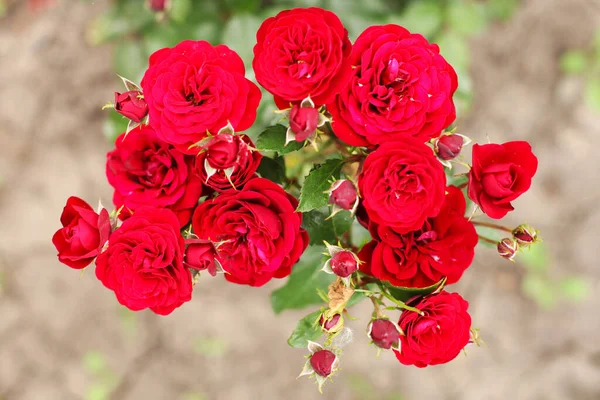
1,0 -> 599,399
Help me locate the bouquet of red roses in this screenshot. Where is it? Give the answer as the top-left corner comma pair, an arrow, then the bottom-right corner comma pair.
52,6 -> 539,392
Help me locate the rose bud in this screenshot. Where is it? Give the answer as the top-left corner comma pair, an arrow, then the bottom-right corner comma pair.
512,224 -> 538,247
148,0 -> 169,11
328,179 -> 359,215
368,319 -> 402,350
319,313 -> 344,334
299,341 -> 340,392
52,197 -> 111,269
184,239 -> 223,276
322,242 -> 360,286
435,133 -> 466,161
283,97 -> 329,146
114,91 -> 148,123
497,237 -> 519,261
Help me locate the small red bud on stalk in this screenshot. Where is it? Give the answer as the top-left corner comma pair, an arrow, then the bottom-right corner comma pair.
299,341 -> 340,392
367,319 -> 402,350
279,96 -> 329,149
148,0 -> 169,11
497,237 -> 519,261
319,312 -> 344,334
114,91 -> 148,123
512,224 -> 539,247
322,242 -> 360,286
433,131 -> 471,168
327,179 -> 359,216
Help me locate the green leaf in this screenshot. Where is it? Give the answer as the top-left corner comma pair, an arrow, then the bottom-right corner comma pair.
256,125 -> 304,154
287,310 -> 322,348
386,278 -> 445,303
352,220 -> 372,249
271,245 -> 334,314
519,243 -> 548,272
347,290 -> 367,308
332,210 -> 354,238
297,159 -> 344,212
585,78 -> 600,111
560,50 -> 588,74
256,156 -> 286,184
302,207 -> 336,245
560,276 -> 590,303
447,1 -> 488,37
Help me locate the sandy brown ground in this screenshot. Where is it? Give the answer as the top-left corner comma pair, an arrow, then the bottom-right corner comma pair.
1,1 -> 600,399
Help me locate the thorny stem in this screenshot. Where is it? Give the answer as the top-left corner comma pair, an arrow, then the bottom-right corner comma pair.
370,296 -> 383,318
472,221 -> 513,233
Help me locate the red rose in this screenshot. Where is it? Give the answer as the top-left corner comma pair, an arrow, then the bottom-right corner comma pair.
394,291 -> 471,367
252,7 -> 352,107
468,141 -> 538,219
114,91 -> 148,123
52,197 -> 111,269
192,178 -> 309,286
106,125 -> 205,227
195,133 -> 261,192
359,186 -> 478,288
289,104 -> 320,142
435,133 -> 464,161
95,207 -> 192,315
141,40 -> 261,153
358,139 -> 446,233
184,239 -> 221,276
328,24 -> 458,147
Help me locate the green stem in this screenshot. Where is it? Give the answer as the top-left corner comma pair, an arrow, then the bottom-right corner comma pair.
478,235 -> 498,246
377,284 -> 424,315
473,221 -> 513,233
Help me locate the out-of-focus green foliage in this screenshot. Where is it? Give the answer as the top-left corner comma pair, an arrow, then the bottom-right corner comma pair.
83,351 -> 119,400
560,28 -> 600,112
91,0 -> 518,141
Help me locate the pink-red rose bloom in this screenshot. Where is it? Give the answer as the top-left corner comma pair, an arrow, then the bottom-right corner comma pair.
106,125 -> 205,227
141,40 -> 261,153
328,24 -> 458,147
289,104 -> 320,141
114,91 -> 148,123
192,178 -> 309,286
394,291 -> 471,367
195,133 -> 261,192
52,197 -> 111,269
358,138 -> 446,233
252,7 -> 352,107
184,239 -> 221,277
95,207 -> 192,315
468,141 -> 538,219
359,186 -> 478,288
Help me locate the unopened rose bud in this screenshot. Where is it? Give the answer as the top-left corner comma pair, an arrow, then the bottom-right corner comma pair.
114,91 -> 148,123
368,319 -> 402,350
512,224 -> 538,246
184,240 -> 221,276
330,250 -> 358,278
148,0 -> 169,11
309,349 -> 337,377
435,133 -> 464,161
497,237 -> 518,261
329,180 -> 358,211
319,313 -> 344,334
289,104 -> 320,142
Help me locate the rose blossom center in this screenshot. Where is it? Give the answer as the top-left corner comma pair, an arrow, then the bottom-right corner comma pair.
383,58 -> 412,95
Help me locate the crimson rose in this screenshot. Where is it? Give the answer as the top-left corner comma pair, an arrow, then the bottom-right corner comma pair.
95,207 -> 192,315
114,91 -> 148,123
252,7 -> 352,107
141,40 -> 261,153
394,291 -> 471,367
468,141 -> 538,219
328,24 -> 458,147
358,138 -> 446,233
195,133 -> 261,192
106,125 -> 204,227
359,186 -> 477,288
52,197 -> 111,269
192,178 -> 309,286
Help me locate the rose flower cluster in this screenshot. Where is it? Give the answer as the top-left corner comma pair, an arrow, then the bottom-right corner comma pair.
53,6 -> 539,391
